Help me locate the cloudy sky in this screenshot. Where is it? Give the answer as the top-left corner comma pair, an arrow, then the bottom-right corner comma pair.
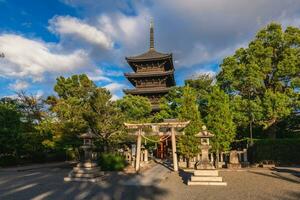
1,0 -> 300,99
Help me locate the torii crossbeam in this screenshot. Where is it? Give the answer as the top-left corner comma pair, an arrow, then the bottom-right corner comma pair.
124,120 -> 189,172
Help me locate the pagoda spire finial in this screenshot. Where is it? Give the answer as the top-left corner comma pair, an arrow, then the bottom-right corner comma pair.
150,18 -> 154,49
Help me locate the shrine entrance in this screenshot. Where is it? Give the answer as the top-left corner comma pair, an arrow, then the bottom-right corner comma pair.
156,137 -> 171,159
124,120 -> 189,172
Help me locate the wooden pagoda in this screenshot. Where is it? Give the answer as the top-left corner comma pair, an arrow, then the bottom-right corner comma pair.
123,20 -> 176,111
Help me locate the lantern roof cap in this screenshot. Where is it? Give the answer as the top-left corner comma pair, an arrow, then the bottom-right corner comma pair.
195,125 -> 214,138
80,130 -> 97,139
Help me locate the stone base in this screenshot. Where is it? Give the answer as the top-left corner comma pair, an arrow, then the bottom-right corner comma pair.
261,164 -> 275,168
196,164 -> 215,170
64,176 -> 103,183
188,181 -> 227,186
64,162 -> 104,183
227,163 -> 241,169
241,162 -> 250,168
77,162 -> 98,168
196,161 -> 215,170
218,161 -> 226,168
187,170 -> 227,186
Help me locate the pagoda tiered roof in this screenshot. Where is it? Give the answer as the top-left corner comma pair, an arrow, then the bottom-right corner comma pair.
126,49 -> 172,62
123,87 -> 171,95
124,70 -> 175,87
124,70 -> 174,78
123,19 -> 176,111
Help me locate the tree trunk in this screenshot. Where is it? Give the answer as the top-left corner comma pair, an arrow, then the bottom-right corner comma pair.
186,157 -> 190,168
216,150 -> 219,169
249,121 -> 253,146
267,123 -> 277,139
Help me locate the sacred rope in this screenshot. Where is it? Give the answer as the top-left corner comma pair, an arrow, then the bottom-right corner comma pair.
141,133 -> 171,143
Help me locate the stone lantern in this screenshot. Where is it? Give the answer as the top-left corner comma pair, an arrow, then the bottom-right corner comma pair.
64,129 -> 103,182
195,125 -> 215,170
188,125 -> 227,186
79,130 -> 97,165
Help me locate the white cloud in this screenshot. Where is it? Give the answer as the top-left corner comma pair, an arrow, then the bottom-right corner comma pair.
86,69 -> 111,82
49,16 -> 113,50
68,0 -> 300,69
9,80 -> 29,91
104,82 -> 126,93
2,0 -> 300,98
0,34 -> 91,81
95,11 -> 151,64
104,82 -> 127,100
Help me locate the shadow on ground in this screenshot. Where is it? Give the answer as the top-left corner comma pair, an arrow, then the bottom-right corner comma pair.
0,164 -> 168,200
249,169 -> 300,184
178,169 -> 191,185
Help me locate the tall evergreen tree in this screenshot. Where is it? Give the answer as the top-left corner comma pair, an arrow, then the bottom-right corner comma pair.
177,86 -> 202,167
204,86 -> 236,153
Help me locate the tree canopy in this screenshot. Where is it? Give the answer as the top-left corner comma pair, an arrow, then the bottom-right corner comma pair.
217,23 -> 300,137
116,94 -> 152,122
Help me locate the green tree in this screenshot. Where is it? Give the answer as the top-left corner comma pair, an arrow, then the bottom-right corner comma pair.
116,95 -> 152,122
0,101 -> 21,156
204,87 -> 236,154
45,74 -> 125,153
153,87 -> 183,122
185,73 -> 214,99
177,86 -> 202,168
217,23 -> 300,138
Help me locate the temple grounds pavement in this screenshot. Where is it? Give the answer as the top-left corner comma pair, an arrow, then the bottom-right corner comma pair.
0,162 -> 300,200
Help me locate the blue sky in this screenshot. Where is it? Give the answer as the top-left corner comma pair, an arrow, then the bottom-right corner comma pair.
1,0 -> 300,99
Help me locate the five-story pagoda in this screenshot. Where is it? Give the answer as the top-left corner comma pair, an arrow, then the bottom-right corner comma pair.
123,20 -> 176,111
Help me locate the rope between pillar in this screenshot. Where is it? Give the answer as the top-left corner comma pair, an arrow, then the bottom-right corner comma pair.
141,133 -> 171,143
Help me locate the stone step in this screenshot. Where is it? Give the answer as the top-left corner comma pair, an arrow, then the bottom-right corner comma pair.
191,176 -> 222,182
71,172 -> 104,178
64,177 -> 102,183
194,170 -> 219,176
187,181 -> 227,186
73,167 -> 101,174
77,162 -> 98,168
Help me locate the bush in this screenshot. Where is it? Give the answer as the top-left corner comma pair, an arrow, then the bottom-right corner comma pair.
249,139 -> 300,165
98,153 -> 127,171
0,155 -> 18,167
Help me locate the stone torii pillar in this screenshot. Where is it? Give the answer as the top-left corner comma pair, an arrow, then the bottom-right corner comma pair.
171,127 -> 178,171
135,128 -> 142,171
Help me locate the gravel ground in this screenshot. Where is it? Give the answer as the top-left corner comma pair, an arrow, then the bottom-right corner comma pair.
0,164 -> 299,200
160,169 -> 300,200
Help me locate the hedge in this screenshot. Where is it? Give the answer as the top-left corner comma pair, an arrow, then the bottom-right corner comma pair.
98,153 -> 127,171
249,138 -> 300,165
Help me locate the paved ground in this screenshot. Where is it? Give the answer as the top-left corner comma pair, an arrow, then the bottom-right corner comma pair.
0,162 -> 300,200
121,163 -> 170,186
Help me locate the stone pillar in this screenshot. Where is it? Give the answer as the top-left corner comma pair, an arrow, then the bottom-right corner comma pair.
144,149 -> 149,162
171,127 -> 178,172
140,150 -> 144,161
238,152 -> 242,162
210,153 -> 214,163
220,152 -> 223,162
243,149 -> 248,162
135,129 -> 142,171
197,154 -> 200,162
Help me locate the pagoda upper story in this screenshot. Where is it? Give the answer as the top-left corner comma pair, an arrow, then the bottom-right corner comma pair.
123,20 -> 176,111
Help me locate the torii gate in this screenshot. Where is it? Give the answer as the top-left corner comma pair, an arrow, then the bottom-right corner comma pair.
124,120 -> 190,172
